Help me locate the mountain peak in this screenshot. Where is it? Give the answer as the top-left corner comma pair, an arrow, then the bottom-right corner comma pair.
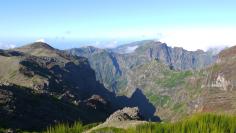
14,42 -> 57,57
23,42 -> 54,50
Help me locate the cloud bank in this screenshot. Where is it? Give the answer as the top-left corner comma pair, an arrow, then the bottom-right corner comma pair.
159,27 -> 236,51
89,27 -> 236,51
0,43 -> 16,49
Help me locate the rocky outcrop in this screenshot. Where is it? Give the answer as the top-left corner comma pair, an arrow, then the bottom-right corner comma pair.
211,74 -> 230,91
105,107 -> 143,122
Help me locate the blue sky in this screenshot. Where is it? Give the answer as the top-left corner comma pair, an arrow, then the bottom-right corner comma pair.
0,0 -> 236,50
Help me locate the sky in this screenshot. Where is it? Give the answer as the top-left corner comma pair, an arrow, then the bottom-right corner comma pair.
0,0 -> 236,50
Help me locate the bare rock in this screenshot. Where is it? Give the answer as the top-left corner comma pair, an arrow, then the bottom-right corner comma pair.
105,107 -> 143,122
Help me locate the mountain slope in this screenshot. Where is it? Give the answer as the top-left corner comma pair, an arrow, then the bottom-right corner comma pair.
0,42 -> 160,131
2,42 -> 110,100
67,40 -> 216,93
68,47 -> 125,92
124,45 -> 236,121
0,42 -> 118,131
124,59 -> 205,121
200,45 -> 236,113
0,84 -> 109,131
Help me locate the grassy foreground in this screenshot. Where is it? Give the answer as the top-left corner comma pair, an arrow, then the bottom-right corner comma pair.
92,113 -> 236,133
44,122 -> 99,133
2,114 -> 235,133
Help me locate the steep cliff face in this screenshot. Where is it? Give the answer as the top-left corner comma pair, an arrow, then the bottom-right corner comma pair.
124,45 -> 236,122
123,59 -> 205,121
67,40 -> 216,93
68,47 -> 125,92
122,40 -> 216,70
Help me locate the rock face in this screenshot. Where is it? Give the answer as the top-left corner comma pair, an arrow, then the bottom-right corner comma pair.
67,40 -> 216,93
105,107 -> 143,122
123,45 -> 236,122
66,40 -> 219,122
211,74 -> 230,91
68,46 -> 124,92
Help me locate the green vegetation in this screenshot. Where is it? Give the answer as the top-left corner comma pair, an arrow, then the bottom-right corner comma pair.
156,71 -> 192,88
0,121 -> 99,133
92,114 -> 236,133
44,122 -> 99,133
172,103 -> 186,113
45,122 -> 82,133
212,64 -> 221,72
146,93 -> 171,107
0,128 -> 5,133
21,114 -> 236,133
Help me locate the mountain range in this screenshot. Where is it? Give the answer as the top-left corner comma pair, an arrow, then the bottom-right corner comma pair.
67,40 -> 216,93
67,40 -> 236,122
0,40 -> 235,132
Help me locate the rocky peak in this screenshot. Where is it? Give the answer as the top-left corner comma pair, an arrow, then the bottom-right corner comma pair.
105,107 -> 143,122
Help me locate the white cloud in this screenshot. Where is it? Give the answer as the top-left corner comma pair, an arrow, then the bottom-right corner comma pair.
94,27 -> 236,51
0,43 -> 16,49
159,27 -> 236,51
103,40 -> 118,48
83,40 -> 119,48
35,38 -> 45,43
125,45 -> 139,53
